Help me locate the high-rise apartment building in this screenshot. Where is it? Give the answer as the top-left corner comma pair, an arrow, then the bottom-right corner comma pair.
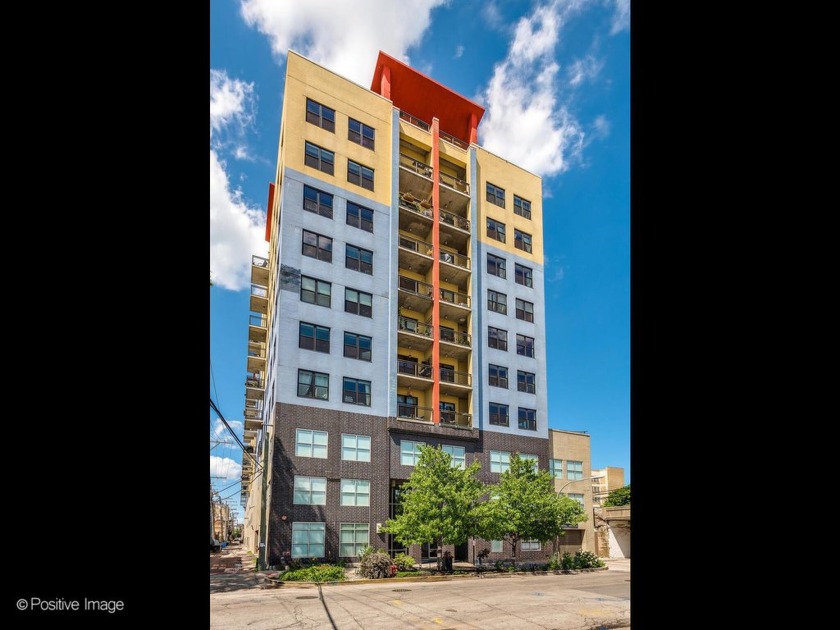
241,51 -> 566,567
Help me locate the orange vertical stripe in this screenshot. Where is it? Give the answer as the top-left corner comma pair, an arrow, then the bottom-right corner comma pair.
264,182 -> 275,243
431,118 -> 441,424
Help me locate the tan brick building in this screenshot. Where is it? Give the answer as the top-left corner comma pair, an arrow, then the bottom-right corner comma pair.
591,466 -> 625,507
548,429 -> 595,553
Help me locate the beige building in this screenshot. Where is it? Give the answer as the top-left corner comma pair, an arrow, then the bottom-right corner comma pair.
591,466 -> 625,507
213,502 -> 232,541
548,429 -> 595,553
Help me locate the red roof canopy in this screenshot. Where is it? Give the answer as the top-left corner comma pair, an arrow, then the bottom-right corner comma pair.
370,51 -> 485,145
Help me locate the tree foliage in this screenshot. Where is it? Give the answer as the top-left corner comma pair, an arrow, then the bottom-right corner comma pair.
382,445 -> 484,555
603,484 -> 630,507
477,454 -> 586,565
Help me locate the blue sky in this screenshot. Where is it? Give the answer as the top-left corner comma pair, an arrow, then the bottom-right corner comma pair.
210,0 -> 630,522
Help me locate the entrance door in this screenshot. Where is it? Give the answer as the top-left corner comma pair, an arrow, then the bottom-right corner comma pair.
454,541 -> 469,562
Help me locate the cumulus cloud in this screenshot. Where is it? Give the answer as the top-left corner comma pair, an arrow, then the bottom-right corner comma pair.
592,115 -> 610,139
212,418 -> 243,439
210,455 -> 242,480
210,69 -> 255,137
610,0 -> 630,34
478,0 -> 587,177
454,44 -> 464,58
481,1 -> 504,29
567,54 -> 604,87
240,0 -> 449,85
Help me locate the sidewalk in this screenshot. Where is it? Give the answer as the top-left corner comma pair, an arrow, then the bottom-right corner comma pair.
603,557 -> 631,572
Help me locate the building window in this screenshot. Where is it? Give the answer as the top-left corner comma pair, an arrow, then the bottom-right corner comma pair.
341,434 -> 371,462
339,523 -> 370,557
303,185 -> 333,218
486,182 -> 505,208
518,408 -> 537,431
488,326 -> 508,351
397,394 -> 419,418
487,253 -> 506,278
300,276 -> 331,307
568,493 -> 585,508
347,160 -> 374,191
343,332 -> 372,361
489,402 -> 509,426
293,476 -> 327,505
516,334 -> 535,358
515,299 -> 534,323
517,370 -> 536,393
488,364 -> 508,388
295,428 -> 328,458
549,459 -> 563,479
345,244 -> 373,274
567,461 -> 584,481
515,263 -> 533,288
521,540 -> 541,551
302,230 -> 333,262
490,450 -> 511,473
487,290 -> 507,315
304,141 -> 335,175
345,288 -> 373,317
306,98 -> 335,132
400,440 -> 426,466
514,229 -> 532,253
297,370 -> 329,400
299,322 -> 330,353
342,377 -> 371,406
491,540 -> 504,553
348,118 -> 375,150
340,479 -> 371,506
487,218 -> 506,243
520,454 -> 539,469
513,195 -> 531,219
442,445 -> 466,469
346,201 -> 373,233
291,522 -> 325,558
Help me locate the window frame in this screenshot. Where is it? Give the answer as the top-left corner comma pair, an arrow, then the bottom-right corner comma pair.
516,333 -> 535,358
300,275 -> 331,308
521,540 -> 541,551
343,331 -> 372,361
304,141 -> 335,175
345,243 -> 374,274
517,370 -> 536,394
549,459 -> 563,480
400,440 -> 426,466
490,450 -> 511,473
302,229 -> 333,263
489,402 -> 509,426
339,523 -> 370,558
299,321 -> 330,353
513,195 -> 532,219
441,445 -> 466,469
487,253 -> 506,279
340,478 -> 371,506
347,159 -> 374,191
348,118 -> 375,150
305,98 -> 335,132
488,364 -> 508,388
515,263 -> 533,288
515,298 -> 534,323
291,521 -> 325,558
514,228 -> 533,253
518,408 -> 537,431
487,218 -> 506,243
303,184 -> 334,218
297,369 -> 329,401
341,433 -> 371,462
295,428 -> 328,459
488,326 -> 508,351
487,289 -> 508,315
293,475 -> 327,505
346,201 -> 374,233
344,287 -> 373,317
567,460 -> 584,481
486,182 -> 506,208
342,377 -> 371,406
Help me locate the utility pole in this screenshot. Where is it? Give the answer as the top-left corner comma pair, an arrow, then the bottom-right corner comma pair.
209,481 -> 215,544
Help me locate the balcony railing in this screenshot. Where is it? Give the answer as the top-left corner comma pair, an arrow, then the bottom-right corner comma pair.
245,374 -> 265,389
399,153 -> 433,179
250,284 -> 267,298
397,404 -> 434,421
243,408 -> 261,420
439,288 -> 471,308
439,129 -> 469,150
399,317 -> 433,337
399,234 -> 434,256
249,314 -> 267,328
440,411 -> 472,428
399,199 -> 433,219
252,255 -> 269,268
439,209 -> 470,232
439,249 -> 470,270
440,328 -> 471,347
399,276 -> 434,299
397,360 -> 433,379
244,399 -> 263,410
439,171 -> 470,195
247,343 -> 266,359
400,110 -> 431,131
439,369 -> 472,386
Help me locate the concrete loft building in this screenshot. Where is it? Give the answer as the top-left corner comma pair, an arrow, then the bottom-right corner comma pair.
591,466 -> 625,507
548,429 -> 595,553
242,50 -> 567,567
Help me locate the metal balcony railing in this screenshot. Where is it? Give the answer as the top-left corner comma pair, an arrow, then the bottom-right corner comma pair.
439,288 -> 470,308
439,209 -> 470,232
439,171 -> 470,195
247,343 -> 266,359
397,360 -> 433,379
243,408 -> 261,420
399,317 -> 433,337
249,314 -> 267,328
252,255 -> 269,268
439,129 -> 469,150
399,276 -> 434,299
397,404 -> 434,421
399,199 -> 433,219
245,374 -> 265,389
439,249 -> 470,270
244,399 -> 263,410
439,411 -> 473,428
440,328 -> 471,347
439,369 -> 472,387
250,284 -> 267,298
399,234 -> 434,256
399,111 -> 431,131
399,153 -> 433,179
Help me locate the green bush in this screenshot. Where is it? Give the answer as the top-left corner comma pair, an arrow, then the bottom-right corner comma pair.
572,550 -> 604,569
392,552 -> 416,571
395,570 -> 419,578
561,552 -> 574,570
280,564 -> 346,582
358,551 -> 393,579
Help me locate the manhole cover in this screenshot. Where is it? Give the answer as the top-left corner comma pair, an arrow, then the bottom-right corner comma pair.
296,596 -> 318,599
392,589 -> 411,592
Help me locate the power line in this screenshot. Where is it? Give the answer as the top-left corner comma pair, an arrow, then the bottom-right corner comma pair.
209,397 -> 261,470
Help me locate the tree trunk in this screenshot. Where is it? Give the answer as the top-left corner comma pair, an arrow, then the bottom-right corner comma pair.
511,537 -> 518,568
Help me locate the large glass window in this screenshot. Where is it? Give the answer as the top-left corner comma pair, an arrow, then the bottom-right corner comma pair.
342,377 -> 371,406
341,434 -> 371,462
490,450 -> 511,473
305,98 -> 335,132
400,440 -> 426,466
297,370 -> 329,400
304,141 -> 334,175
302,230 -> 333,262
348,118 -> 375,149
345,288 -> 372,317
303,185 -> 333,218
293,476 -> 327,505
339,523 -> 369,558
346,201 -> 373,232
291,522 -> 325,558
300,276 -> 331,307
343,332 -> 372,361
295,429 -> 327,458
340,479 -> 370,506
347,160 -> 374,191
345,244 -> 373,274
299,322 -> 330,353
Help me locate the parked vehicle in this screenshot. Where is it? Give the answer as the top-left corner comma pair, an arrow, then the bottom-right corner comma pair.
210,538 -> 221,552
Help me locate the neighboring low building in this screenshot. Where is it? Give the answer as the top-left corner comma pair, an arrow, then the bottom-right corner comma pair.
591,466 -> 625,508
594,505 -> 630,558
548,429 -> 595,553
213,502 -> 232,541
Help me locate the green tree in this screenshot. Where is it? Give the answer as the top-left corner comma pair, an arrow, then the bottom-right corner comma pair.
477,453 -> 586,566
382,445 -> 484,566
603,484 -> 630,507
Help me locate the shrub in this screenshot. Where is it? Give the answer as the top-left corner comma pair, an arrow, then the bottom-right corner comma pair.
280,564 -> 346,582
392,552 -> 416,572
572,550 -> 604,569
358,551 -> 393,579
561,552 -> 574,570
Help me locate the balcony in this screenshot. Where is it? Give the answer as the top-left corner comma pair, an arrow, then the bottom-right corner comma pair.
439,172 -> 470,216
439,208 -> 470,233
249,283 -> 268,315
243,407 -> 262,431
251,255 -> 269,286
247,341 -> 266,373
396,359 -> 434,390
399,110 -> 430,132
399,153 -> 434,202
399,194 -> 433,234
439,410 -> 473,429
439,328 -> 471,360
398,276 -> 434,314
439,128 -> 469,150
439,249 -> 471,287
245,373 -> 265,400
399,234 -> 434,275
248,313 -> 267,344
439,288 -> 471,321
439,171 -> 469,196
396,404 -> 434,423
439,368 -> 472,396
398,316 -> 434,352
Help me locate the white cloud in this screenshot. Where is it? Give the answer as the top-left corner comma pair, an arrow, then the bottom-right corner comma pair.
454,44 -> 464,58
239,0 -> 450,85
212,418 -> 243,439
210,149 -> 267,290
210,69 -> 255,138
210,455 -> 242,480
592,114 -> 610,139
610,0 -> 630,34
478,0 -> 587,177
481,1 -> 504,29
567,54 -> 604,87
